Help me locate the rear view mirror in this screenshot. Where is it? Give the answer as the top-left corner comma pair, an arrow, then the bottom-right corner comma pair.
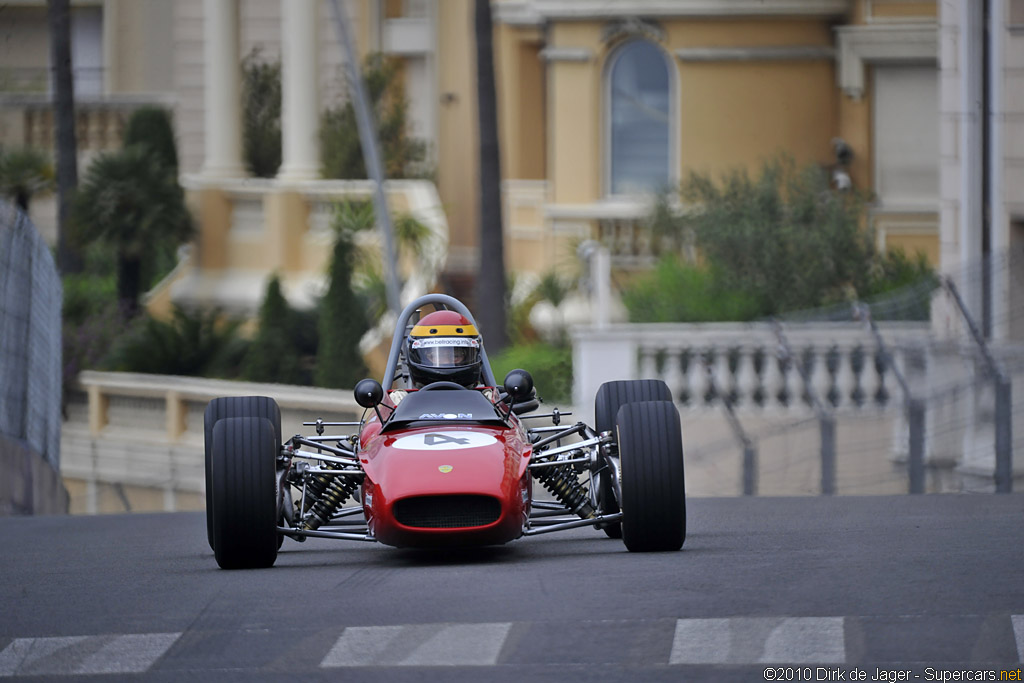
503,369 -> 534,403
354,379 -> 384,409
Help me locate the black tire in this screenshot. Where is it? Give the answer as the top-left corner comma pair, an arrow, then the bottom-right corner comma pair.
204,397 -> 282,551
616,400 -> 686,552
210,417 -> 280,569
594,380 -> 672,538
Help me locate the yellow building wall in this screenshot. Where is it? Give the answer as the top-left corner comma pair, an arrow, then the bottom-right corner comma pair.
435,0 -> 480,269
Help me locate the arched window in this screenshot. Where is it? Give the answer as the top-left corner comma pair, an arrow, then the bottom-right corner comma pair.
606,40 -> 673,196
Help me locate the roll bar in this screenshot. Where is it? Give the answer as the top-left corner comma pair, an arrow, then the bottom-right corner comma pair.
380,294 -> 498,390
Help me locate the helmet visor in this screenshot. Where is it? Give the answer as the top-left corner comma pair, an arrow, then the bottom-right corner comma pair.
411,337 -> 480,368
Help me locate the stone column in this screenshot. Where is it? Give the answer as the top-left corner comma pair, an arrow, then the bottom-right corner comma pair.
201,0 -> 244,177
278,0 -> 320,181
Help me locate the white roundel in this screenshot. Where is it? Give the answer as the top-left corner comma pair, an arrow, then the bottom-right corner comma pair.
392,431 -> 498,451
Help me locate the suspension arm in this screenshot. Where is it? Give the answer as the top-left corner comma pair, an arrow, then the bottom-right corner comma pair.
291,437 -> 357,458
523,512 -> 623,536
291,449 -> 361,468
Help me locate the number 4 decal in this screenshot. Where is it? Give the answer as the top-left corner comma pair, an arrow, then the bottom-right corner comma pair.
424,433 -> 470,447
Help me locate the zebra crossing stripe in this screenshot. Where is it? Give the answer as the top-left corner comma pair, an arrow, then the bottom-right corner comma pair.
321,622 -> 513,667
1013,615 -> 1024,663
0,633 -> 180,677
670,617 -> 846,665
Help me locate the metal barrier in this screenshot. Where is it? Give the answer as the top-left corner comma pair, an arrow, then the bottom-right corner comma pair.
0,201 -> 66,514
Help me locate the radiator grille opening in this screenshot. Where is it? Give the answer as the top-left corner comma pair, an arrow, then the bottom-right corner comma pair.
393,495 -> 502,529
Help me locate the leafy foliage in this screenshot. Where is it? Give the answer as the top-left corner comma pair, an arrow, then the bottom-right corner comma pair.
243,276 -> 307,384
678,157 -> 875,316
122,106 -> 178,173
622,255 -> 763,323
316,221 -> 369,389
0,146 -> 54,211
71,145 -> 193,313
241,49 -> 282,178
105,306 -> 248,378
489,343 -> 573,405
320,54 -> 429,179
627,156 -> 937,322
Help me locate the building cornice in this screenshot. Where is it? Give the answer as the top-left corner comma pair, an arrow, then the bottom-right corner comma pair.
495,0 -> 852,26
675,45 -> 836,62
835,23 -> 938,100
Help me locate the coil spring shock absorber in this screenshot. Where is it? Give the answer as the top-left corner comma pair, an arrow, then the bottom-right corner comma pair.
535,463 -> 595,519
301,470 -> 360,531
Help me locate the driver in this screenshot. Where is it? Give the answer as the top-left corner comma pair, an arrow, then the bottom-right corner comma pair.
403,310 -> 484,389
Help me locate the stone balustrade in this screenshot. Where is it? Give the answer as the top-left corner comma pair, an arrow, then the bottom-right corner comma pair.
574,322 -> 931,418
61,371 -> 361,514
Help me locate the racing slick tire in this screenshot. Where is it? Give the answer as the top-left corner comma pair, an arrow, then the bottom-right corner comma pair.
615,400 -> 686,552
594,380 -> 673,538
210,417 -> 280,569
204,396 -> 282,551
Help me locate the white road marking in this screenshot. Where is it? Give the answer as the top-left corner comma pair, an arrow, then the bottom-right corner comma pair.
399,623 -> 512,666
320,625 -> 406,667
1013,615 -> 1024,663
75,633 -> 181,674
321,622 -> 512,667
0,633 -> 180,677
670,617 -> 846,665
0,637 -> 89,676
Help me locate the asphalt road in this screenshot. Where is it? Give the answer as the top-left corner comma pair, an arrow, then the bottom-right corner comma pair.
1,495 -> 1022,681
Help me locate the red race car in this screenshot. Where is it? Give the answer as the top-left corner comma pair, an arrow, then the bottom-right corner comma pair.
204,294 -> 685,569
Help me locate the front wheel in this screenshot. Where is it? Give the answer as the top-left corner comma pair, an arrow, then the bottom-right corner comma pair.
594,379 -> 673,538
210,416 -> 280,569
616,400 -> 686,552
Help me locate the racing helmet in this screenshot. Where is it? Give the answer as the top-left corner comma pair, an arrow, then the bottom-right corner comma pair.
405,310 -> 483,388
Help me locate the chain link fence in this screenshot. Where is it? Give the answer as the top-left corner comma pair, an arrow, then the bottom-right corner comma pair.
0,201 -> 64,512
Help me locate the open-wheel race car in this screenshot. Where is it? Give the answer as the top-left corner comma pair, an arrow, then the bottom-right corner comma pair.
204,294 -> 685,569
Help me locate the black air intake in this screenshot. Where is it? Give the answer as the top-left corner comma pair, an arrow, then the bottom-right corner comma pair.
393,495 -> 502,529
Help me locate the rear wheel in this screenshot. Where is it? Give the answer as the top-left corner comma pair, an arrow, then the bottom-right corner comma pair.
210,417 -> 280,569
204,396 -> 282,551
616,400 -> 686,552
594,380 -> 672,538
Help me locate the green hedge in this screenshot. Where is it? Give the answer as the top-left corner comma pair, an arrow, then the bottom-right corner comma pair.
489,343 -> 572,406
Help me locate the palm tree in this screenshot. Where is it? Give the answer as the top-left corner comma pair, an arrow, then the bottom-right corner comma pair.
0,147 -> 54,212
474,0 -> 508,351
71,146 -> 193,316
48,0 -> 80,274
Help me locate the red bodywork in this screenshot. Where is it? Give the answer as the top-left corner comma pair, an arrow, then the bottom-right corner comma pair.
357,394 -> 533,548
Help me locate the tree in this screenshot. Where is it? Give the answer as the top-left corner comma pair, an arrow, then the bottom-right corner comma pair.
474,0 -> 508,351
48,0 -> 80,274
122,106 -> 179,173
241,49 -> 282,178
243,276 -> 304,384
678,156 -> 876,316
0,147 -> 54,212
316,224 -> 369,389
71,146 -> 193,316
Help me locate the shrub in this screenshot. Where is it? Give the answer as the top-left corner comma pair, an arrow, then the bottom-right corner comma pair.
678,156 -> 875,315
489,343 -> 573,405
241,49 -> 282,178
243,275 -> 306,384
316,229 -> 368,389
622,254 -> 762,323
105,306 -> 248,378
320,54 -> 429,179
